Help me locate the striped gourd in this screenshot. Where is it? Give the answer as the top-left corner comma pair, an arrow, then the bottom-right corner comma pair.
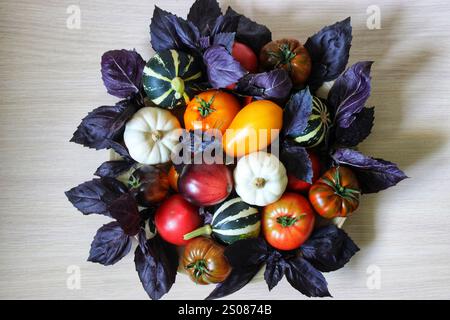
183,197 -> 261,245
142,49 -> 202,109
294,96 -> 331,148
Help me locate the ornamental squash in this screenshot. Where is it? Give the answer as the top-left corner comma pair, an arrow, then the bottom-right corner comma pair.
123,107 -> 181,165
294,96 -> 331,148
183,197 -> 260,245
142,49 -> 202,109
234,151 -> 288,206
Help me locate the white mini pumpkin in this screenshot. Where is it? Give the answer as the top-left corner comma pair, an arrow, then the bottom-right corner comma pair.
234,151 -> 288,206
124,107 -> 181,165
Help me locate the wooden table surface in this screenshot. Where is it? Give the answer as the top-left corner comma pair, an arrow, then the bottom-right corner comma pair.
1,0 -> 450,300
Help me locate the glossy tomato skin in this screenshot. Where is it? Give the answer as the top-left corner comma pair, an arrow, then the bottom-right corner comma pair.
222,100 -> 283,157
232,42 -> 258,73
184,90 -> 240,134
168,165 -> 179,191
287,152 -> 321,193
178,164 -> 233,206
309,166 -> 361,219
129,165 -> 169,206
182,237 -> 231,284
155,194 -> 202,246
260,39 -> 312,87
262,193 -> 315,251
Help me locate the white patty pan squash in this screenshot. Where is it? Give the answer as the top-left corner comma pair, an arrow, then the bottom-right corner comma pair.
124,107 -> 181,165
234,151 -> 288,206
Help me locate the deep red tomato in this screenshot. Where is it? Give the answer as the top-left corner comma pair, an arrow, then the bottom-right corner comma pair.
262,193 -> 315,251
287,152 -> 321,193
309,166 -> 361,219
155,194 -> 202,246
232,42 -> 258,73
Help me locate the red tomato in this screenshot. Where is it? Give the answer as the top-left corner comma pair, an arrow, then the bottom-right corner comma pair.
155,194 -> 202,246
232,42 -> 258,73
287,152 -> 321,193
262,193 -> 315,250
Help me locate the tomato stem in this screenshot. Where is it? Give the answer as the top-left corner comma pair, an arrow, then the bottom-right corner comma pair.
185,259 -> 209,282
183,224 -> 212,240
196,95 -> 216,118
277,215 -> 299,227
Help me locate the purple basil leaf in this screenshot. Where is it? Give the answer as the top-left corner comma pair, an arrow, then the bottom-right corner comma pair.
264,251 -> 286,291
108,192 -> 141,236
332,148 -> 408,193
70,100 -> 137,150
150,6 -> 200,52
88,221 -> 132,266
203,45 -> 246,88
206,264 -> 262,300
328,61 -> 373,128
305,17 -> 352,90
280,140 -> 313,183
300,225 -> 359,272
199,207 -> 214,225
199,36 -> 211,50
101,49 -> 145,99
236,69 -> 293,101
107,140 -> 132,159
187,0 -> 222,36
335,107 -> 375,147
134,236 -> 178,300
65,178 -> 127,216
94,160 -> 136,178
224,237 -> 269,269
285,256 -> 331,298
210,13 -> 240,36
213,32 -> 235,53
283,88 -> 313,138
224,7 -> 271,54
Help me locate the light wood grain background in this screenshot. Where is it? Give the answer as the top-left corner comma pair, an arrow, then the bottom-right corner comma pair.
1,0 -> 450,300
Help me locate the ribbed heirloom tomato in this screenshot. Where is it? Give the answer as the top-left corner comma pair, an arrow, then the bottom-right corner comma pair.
309,166 -> 361,219
262,193 -> 315,251
184,90 -> 240,134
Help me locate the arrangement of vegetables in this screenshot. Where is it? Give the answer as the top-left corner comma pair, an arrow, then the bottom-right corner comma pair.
66,0 -> 407,300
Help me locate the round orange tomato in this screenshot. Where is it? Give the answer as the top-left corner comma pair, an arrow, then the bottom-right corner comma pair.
184,90 -> 240,134
222,100 -> 283,157
168,165 -> 179,191
262,193 -> 315,251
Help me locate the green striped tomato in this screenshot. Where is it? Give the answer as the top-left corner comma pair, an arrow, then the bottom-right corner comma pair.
294,96 -> 331,148
184,197 -> 261,245
142,49 -> 202,109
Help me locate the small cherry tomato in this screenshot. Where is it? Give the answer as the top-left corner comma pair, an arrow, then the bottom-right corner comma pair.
128,165 -> 169,206
262,193 -> 315,251
287,152 -> 321,193
232,42 -> 258,73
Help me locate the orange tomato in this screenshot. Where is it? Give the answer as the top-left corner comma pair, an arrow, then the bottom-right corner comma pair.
222,100 -> 283,157
184,90 -> 240,134
168,165 -> 179,191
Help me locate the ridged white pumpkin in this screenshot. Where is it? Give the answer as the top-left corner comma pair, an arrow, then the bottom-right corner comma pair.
234,151 -> 288,206
124,107 -> 181,165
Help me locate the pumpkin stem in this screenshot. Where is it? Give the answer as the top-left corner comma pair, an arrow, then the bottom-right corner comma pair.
171,77 -> 185,99
254,177 -> 266,188
183,224 -> 212,240
151,130 -> 163,142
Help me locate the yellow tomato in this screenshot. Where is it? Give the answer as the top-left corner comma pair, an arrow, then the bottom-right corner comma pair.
222,100 -> 283,157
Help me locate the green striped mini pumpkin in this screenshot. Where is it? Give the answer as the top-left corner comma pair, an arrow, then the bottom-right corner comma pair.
183,197 -> 261,245
294,96 -> 332,148
142,49 -> 202,109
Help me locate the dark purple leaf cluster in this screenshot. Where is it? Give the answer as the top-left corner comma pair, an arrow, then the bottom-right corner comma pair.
207,225 -> 359,299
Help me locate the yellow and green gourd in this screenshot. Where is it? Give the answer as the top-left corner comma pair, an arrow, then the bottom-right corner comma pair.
142,49 -> 202,109
294,96 -> 332,148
